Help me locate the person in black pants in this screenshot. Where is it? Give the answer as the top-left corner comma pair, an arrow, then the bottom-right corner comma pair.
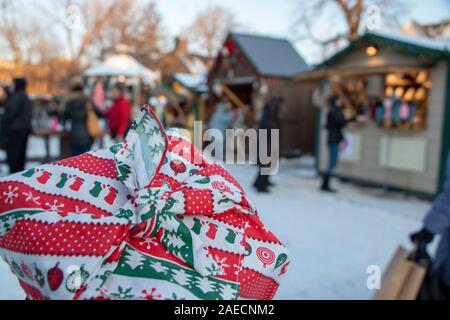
253,97 -> 283,193
321,95 -> 356,192
63,78 -> 103,156
2,78 -> 32,174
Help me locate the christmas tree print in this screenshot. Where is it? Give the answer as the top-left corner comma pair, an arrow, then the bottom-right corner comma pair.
163,232 -> 185,252
123,248 -> 146,270
171,269 -> 190,286
217,284 -> 237,300
148,260 -> 169,274
117,162 -> 131,182
196,277 -> 215,294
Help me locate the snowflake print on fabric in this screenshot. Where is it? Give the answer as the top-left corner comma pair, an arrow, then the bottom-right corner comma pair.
142,288 -> 161,300
111,286 -> 134,299
22,191 -> 41,205
3,186 -> 19,204
139,236 -> 159,250
45,200 -> 64,214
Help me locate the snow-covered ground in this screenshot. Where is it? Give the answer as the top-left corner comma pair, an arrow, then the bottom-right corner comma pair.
0,142 -> 434,300
226,161 -> 432,300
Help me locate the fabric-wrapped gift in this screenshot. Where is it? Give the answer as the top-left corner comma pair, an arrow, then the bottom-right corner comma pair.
0,105 -> 289,300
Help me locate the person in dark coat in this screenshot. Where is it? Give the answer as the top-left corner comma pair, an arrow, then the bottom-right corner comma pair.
253,96 -> 283,193
321,95 -> 356,192
1,78 -> 32,173
410,150 -> 450,299
63,79 -> 102,156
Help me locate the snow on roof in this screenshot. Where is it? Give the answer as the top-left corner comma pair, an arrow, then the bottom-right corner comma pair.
367,30 -> 450,52
85,54 -> 160,84
231,33 -> 310,78
180,56 -> 208,76
173,73 -> 208,93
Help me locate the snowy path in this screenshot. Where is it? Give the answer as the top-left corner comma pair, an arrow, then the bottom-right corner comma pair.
226,163 -> 431,300
0,151 -> 433,299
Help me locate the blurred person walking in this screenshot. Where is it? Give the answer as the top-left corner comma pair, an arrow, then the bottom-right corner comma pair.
253,96 -> 283,193
105,83 -> 131,142
209,97 -> 232,136
321,95 -> 356,193
63,78 -> 103,156
1,78 -> 32,173
209,97 -> 233,161
410,150 -> 450,299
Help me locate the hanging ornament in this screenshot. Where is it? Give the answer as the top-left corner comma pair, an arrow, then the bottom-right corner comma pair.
273,253 -> 288,270
170,160 -> 186,175
256,247 -> 275,268
11,260 -> 24,278
47,262 -> 64,291
34,264 -> 45,288
65,264 -> 90,293
21,261 -> 34,280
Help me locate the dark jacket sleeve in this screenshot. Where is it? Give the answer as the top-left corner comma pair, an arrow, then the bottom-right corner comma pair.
329,109 -> 352,128
2,94 -> 21,124
62,102 -> 71,127
424,152 -> 450,234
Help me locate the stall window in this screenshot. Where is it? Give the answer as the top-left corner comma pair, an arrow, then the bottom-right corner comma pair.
373,70 -> 430,130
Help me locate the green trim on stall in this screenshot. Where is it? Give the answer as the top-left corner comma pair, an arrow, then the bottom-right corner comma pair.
317,32 -> 449,69
438,60 -> 450,193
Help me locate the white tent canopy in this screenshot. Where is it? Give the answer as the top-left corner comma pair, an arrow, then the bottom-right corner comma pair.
84,54 -> 160,85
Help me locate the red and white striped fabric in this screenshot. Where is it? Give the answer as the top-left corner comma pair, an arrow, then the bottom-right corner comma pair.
0,105 -> 289,300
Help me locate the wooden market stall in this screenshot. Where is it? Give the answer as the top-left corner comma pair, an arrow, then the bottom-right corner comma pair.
208,33 -> 315,156
298,31 -> 450,197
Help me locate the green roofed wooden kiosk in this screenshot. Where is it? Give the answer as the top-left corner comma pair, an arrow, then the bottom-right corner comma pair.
297,31 -> 450,198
